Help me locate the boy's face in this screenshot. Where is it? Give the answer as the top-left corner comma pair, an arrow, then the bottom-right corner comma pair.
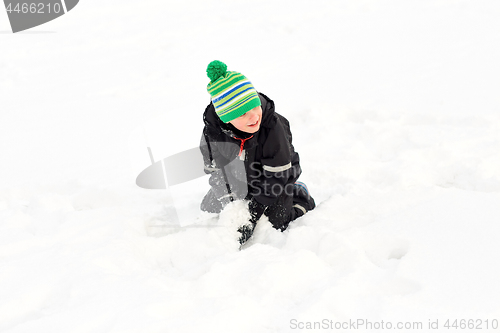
228,106 -> 262,134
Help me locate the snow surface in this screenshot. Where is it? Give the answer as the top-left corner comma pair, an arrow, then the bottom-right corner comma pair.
1,0 -> 500,332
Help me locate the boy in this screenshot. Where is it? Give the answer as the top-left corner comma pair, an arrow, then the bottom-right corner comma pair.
200,60 -> 315,244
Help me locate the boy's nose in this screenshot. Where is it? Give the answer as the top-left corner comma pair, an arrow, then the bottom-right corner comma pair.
248,110 -> 258,122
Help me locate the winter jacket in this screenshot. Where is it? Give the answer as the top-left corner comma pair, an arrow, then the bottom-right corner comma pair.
200,93 -> 301,209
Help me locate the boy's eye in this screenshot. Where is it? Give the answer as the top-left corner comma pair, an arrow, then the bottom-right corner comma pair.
241,113 -> 247,117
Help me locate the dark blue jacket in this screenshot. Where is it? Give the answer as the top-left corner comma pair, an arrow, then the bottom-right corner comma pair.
200,93 -> 301,210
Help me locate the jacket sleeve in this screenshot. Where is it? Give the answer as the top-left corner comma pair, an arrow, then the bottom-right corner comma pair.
252,116 -> 301,206
199,129 -> 237,208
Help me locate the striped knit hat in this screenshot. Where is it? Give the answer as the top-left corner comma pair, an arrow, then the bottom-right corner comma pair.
206,60 -> 261,123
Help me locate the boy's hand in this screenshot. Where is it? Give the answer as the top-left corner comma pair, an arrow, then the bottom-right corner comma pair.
237,223 -> 255,245
237,199 -> 266,246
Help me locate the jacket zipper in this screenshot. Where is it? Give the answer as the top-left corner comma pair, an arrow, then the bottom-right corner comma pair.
233,135 -> 254,157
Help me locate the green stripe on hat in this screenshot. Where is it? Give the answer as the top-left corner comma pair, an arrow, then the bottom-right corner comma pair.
208,72 -> 244,95
218,93 -> 261,123
213,82 -> 253,108
206,61 -> 261,123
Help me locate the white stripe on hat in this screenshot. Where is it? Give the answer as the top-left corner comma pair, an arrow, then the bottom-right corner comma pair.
211,80 -> 251,102
214,89 -> 256,114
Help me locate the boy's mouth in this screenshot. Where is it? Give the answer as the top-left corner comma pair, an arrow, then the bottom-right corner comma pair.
248,118 -> 260,127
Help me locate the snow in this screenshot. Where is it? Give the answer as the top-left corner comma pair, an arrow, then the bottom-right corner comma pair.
1,0 -> 500,331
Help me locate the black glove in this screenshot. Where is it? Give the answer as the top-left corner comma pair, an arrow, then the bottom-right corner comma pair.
237,223 -> 256,245
237,199 -> 267,245
248,198 -> 267,224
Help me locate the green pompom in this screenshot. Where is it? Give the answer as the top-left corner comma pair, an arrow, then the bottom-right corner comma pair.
206,60 -> 227,82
